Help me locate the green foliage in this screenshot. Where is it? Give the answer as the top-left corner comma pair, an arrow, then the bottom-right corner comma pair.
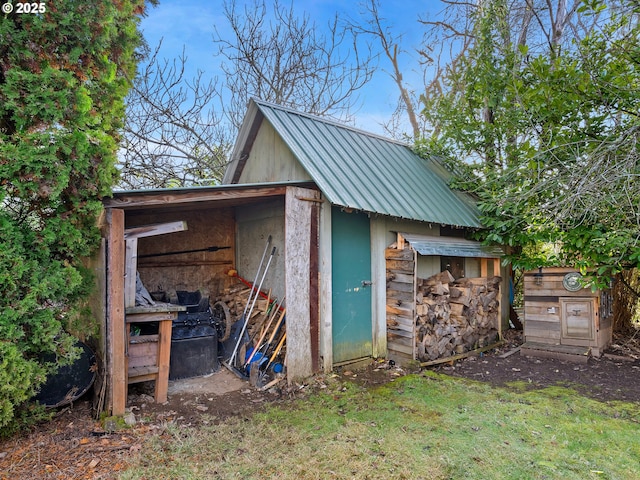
0,1 -> 149,433
423,0 -> 640,288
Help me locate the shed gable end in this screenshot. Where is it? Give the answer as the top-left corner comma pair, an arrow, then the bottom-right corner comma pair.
238,120 -> 312,184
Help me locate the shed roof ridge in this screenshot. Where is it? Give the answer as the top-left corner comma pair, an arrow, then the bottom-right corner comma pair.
251,98 -> 411,148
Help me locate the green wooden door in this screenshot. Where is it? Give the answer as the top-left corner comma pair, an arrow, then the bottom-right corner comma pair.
331,207 -> 373,363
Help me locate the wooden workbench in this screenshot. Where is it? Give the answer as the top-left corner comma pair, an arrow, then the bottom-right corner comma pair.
124,304 -> 185,405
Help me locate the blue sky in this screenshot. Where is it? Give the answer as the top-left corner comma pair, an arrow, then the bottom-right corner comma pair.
139,0 -> 441,136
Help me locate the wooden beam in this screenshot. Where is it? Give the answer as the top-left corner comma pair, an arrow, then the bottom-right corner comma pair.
285,186 -> 319,380
107,209 -> 126,416
420,341 -> 504,367
125,220 -> 187,239
104,182 -> 292,210
124,221 -> 187,308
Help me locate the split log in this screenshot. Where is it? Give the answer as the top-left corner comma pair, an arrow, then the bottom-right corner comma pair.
410,270 -> 501,362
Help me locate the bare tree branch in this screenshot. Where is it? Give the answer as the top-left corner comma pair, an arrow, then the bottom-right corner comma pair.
214,0 -> 376,131
121,41 -> 232,189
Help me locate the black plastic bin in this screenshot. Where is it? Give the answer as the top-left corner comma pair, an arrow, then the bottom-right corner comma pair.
169,291 -> 220,380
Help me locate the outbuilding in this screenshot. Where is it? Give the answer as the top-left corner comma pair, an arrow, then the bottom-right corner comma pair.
96,99 -> 507,415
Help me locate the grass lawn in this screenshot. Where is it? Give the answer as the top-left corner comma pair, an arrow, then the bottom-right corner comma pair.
120,372 -> 640,479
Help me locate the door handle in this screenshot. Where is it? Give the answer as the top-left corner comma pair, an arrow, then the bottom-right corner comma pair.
361,280 -> 373,287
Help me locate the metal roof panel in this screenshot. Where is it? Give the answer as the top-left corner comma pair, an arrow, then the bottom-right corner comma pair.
246,100 -> 483,228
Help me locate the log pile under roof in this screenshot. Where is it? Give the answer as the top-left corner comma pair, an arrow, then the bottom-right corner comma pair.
415,271 -> 501,361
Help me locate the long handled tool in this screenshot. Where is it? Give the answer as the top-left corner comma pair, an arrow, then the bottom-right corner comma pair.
222,235 -> 271,368
227,245 -> 277,369
246,306 -> 285,370
254,330 -> 286,388
138,245 -> 230,258
245,296 -> 285,367
237,236 -> 271,329
263,331 -> 286,373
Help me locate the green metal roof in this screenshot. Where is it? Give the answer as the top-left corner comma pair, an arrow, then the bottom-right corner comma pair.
233,99 -> 483,228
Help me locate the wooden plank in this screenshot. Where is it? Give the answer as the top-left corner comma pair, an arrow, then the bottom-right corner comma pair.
124,221 -> 187,239
129,334 -> 159,343
388,343 -> 414,355
107,209 -> 126,416
480,258 -> 488,278
525,327 -> 561,340
387,272 -> 414,284
525,320 -> 561,331
386,260 -> 414,272
155,320 -> 172,403
525,288 -> 595,298
385,248 -> 413,261
499,346 -> 521,358
387,281 -> 414,293
387,322 -> 413,334
137,260 -> 233,268
524,313 -> 560,323
124,238 -> 137,309
520,346 -> 589,364
386,289 -> 413,303
127,342 -> 158,369
388,341 -> 414,355
525,303 -> 560,314
522,341 -> 590,355
386,304 -> 413,316
285,186 -> 318,380
309,202 -> 320,372
125,311 -> 180,322
388,313 -> 413,325
420,341 -> 504,367
387,328 -> 413,339
127,366 -> 160,383
104,184 -> 290,209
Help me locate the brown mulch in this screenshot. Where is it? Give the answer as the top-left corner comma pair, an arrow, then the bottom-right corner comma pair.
435,329 -> 640,402
2,328 -> 639,479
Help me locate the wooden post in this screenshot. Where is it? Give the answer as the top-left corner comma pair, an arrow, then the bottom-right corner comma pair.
285,186 -> 318,380
107,209 -> 126,416
155,319 -> 172,403
480,258 -> 488,278
124,238 -> 137,309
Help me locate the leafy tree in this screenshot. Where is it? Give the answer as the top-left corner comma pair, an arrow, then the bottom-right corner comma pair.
0,0 -> 150,432
422,0 -> 639,289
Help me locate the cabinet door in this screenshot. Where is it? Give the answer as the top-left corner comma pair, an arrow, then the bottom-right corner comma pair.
560,298 -> 594,341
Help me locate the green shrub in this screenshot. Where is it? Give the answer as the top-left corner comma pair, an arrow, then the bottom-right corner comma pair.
0,0 -> 150,434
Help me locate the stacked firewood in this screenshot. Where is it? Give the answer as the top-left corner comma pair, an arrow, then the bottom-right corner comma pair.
217,281 -> 287,380
416,271 -> 501,361
218,282 -> 270,322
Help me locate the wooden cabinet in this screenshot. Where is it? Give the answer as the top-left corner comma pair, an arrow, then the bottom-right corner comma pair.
523,268 -> 612,360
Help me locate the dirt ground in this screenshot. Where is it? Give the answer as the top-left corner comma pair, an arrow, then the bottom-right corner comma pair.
2,329 -> 639,479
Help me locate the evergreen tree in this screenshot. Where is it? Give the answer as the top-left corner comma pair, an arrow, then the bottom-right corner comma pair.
0,0 -> 151,432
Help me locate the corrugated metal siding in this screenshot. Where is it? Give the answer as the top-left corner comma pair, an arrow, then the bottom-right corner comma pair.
401,233 -> 504,258
254,100 -> 482,228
